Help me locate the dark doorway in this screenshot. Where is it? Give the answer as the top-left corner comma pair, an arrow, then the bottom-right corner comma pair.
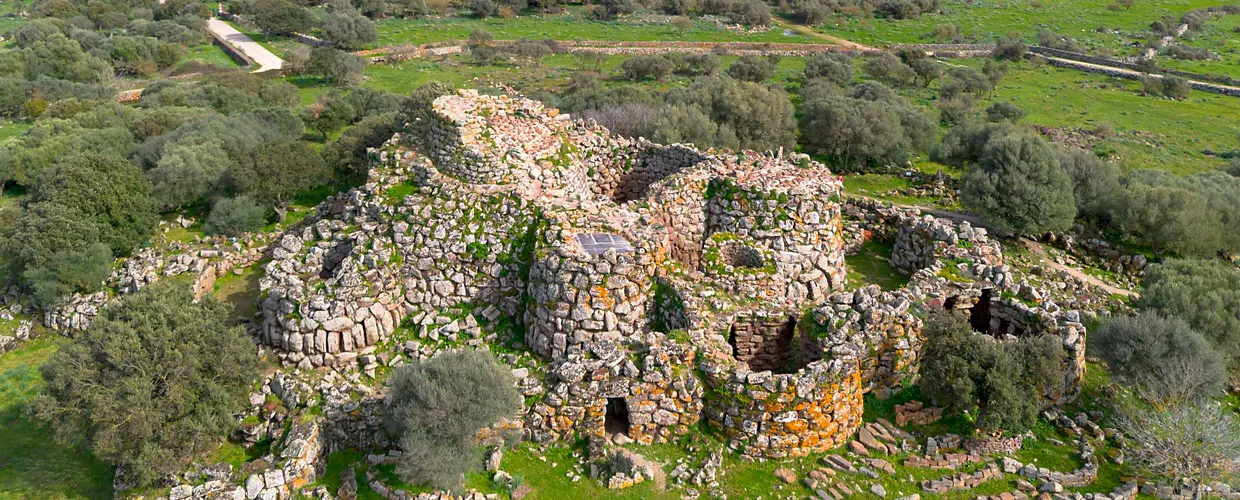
969,289 -> 994,334
605,398 -> 630,435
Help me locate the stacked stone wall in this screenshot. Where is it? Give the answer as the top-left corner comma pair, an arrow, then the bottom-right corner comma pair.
704,175 -> 847,303
528,340 -> 703,444
815,285 -> 924,397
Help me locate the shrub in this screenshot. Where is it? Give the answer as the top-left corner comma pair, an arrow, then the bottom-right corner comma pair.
1058,147 -> 1119,223
1114,400 -> 1240,489
992,38 -> 1028,61
384,350 -> 521,491
621,55 -> 674,81
1094,313 -> 1227,404
671,53 -> 721,77
204,195 -> 268,236
32,153 -> 158,256
1161,75 -> 1191,100
321,12 -> 378,50
1136,258 -> 1240,359
961,132 -> 1077,235
803,52 -> 854,86
725,54 -> 777,82
1112,170 -> 1240,257
984,101 -> 1024,123
579,103 -> 656,139
29,280 -> 261,487
918,311 -> 1066,434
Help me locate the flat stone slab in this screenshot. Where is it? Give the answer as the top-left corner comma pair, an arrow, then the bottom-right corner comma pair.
575,233 -> 634,255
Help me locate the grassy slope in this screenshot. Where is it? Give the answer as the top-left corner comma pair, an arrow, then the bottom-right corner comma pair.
915,59 -> 1240,174
375,13 -> 828,47
1163,14 -> 1240,80
846,239 -> 911,291
182,43 -> 242,69
816,0 -> 1222,47
0,337 -> 114,500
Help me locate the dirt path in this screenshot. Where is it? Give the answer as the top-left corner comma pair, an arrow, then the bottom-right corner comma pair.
858,197 -> 1136,297
770,17 -> 875,51
207,18 -> 283,72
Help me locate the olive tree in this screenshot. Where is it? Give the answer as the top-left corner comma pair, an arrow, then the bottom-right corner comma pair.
1093,312 -> 1227,404
961,133 -> 1077,235
384,350 -> 522,491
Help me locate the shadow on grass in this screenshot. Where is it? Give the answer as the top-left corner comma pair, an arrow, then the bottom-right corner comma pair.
0,338 -> 114,500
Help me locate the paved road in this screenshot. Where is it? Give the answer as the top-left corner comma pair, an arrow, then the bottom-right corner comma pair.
207,18 -> 283,72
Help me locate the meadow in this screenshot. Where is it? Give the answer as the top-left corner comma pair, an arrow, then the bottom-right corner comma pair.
813,0 -> 1223,48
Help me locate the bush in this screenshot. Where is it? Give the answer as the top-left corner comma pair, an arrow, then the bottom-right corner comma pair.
1161,75 -> 1191,99
1114,400 -> 1240,489
1094,313 -> 1227,404
1058,147 -> 1119,223
30,280 -> 261,487
578,103 -> 656,139
621,55 -> 674,81
648,103 -> 739,150
1136,258 -> 1240,359
864,53 -> 915,87
384,350 -> 521,491
725,54 -> 778,82
918,311 -> 1066,434
992,38 -> 1028,62
32,153 -> 158,256
321,12 -> 378,50
984,101 -> 1024,123
671,53 -> 721,77
666,76 -> 795,152
1112,170 -> 1240,257
803,52 -> 854,86
961,132 -> 1077,235
204,195 -> 268,236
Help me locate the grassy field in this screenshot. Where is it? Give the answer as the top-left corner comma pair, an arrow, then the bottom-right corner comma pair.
1161,14 -> 1240,80
374,12 -> 828,47
913,59 -> 1240,174
0,337 -> 114,500
814,0 -> 1221,48
181,43 -> 242,70
0,120 -> 30,144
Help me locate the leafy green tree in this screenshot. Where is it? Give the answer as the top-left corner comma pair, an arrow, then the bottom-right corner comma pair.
306,48 -> 365,86
253,0 -> 313,39
804,52 -> 854,86
384,350 -> 521,491
302,91 -> 357,141
30,280 -> 261,487
1058,147 -> 1119,223
919,311 -> 1066,434
324,113 -> 398,182
909,58 -> 943,87
148,139 -> 234,210
32,153 -> 158,256
233,140 -> 329,221
4,202 -> 112,307
1093,312 -> 1227,404
347,88 -> 403,118
863,52 -> 915,87
961,133 -> 1077,235
621,55 -> 674,81
1136,258 -> 1240,359
321,11 -> 378,50
725,54 -> 778,82
799,92 -> 931,169
204,195 -> 268,236
665,76 -> 795,152
940,67 -> 994,99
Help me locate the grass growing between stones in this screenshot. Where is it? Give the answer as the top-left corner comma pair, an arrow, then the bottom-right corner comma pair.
845,240 -> 911,291
213,260 -> 267,324
0,337 -> 115,500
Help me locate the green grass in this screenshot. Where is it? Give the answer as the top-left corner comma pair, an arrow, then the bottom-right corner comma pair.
212,260 -> 266,324
815,0 -> 1222,48
374,13 -> 827,48
181,43 -> 242,69
846,239 -> 911,291
0,120 -> 31,143
1160,15 -> 1240,80
0,337 -> 115,500
922,59 -> 1240,174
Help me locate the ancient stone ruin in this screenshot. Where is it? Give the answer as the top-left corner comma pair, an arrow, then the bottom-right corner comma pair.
254,89 -> 1086,460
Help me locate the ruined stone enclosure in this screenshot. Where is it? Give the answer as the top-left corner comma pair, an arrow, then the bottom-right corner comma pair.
256,90 -> 1084,460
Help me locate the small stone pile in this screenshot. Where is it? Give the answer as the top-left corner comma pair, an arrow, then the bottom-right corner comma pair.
895,401 -> 943,427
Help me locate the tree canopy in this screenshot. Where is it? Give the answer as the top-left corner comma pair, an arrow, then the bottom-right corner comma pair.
30,280 -> 261,487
